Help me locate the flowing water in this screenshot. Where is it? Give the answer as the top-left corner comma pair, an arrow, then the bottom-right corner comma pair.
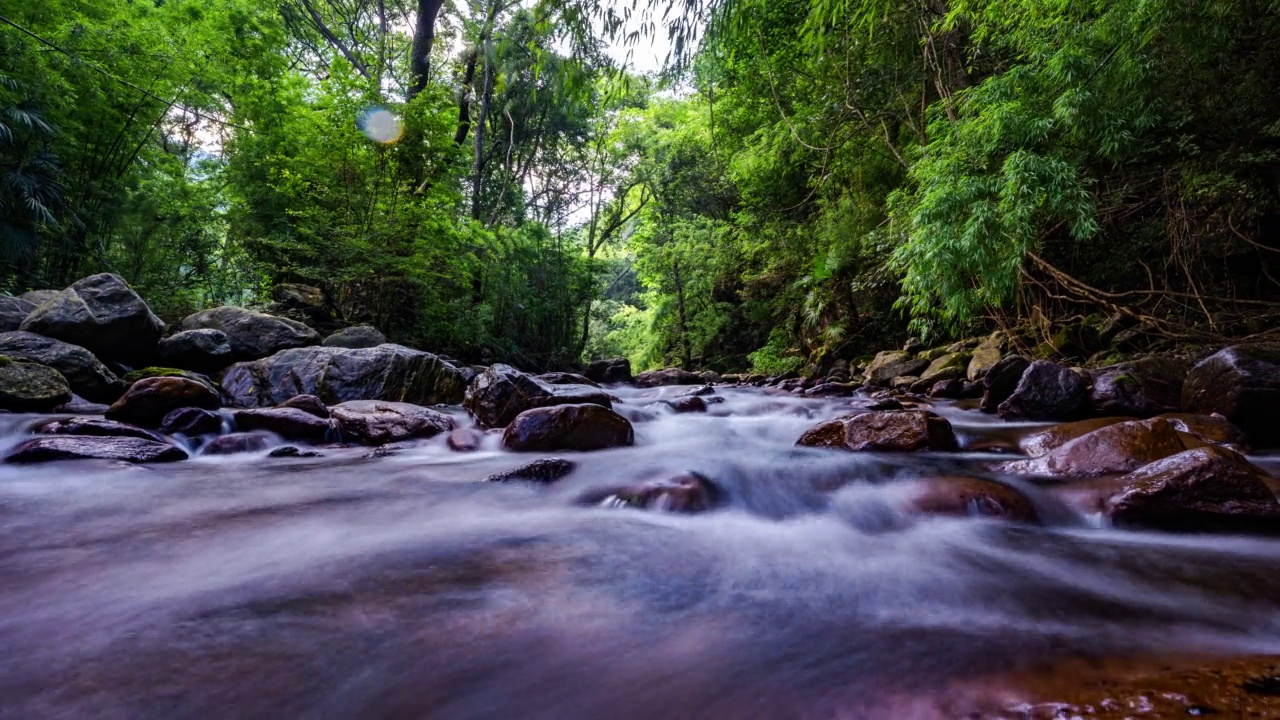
1,386 -> 1279,718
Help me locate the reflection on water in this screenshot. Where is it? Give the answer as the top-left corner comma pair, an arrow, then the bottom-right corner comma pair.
1,386 -> 1278,718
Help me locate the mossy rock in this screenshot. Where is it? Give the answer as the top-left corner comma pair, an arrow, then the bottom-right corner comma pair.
918,347 -> 951,361
124,367 -> 220,395
0,358 -> 72,411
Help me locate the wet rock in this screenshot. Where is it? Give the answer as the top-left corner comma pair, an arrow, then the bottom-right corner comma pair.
890,376 -> 919,392
279,394 -> 329,418
997,359 -> 1088,421
906,476 -> 1038,523
1018,417 -> 1136,457
201,432 -> 273,455
681,384 -> 716,397
20,273 -> 165,366
536,371 -> 600,387
34,416 -> 169,444
268,446 -> 323,458
796,410 -> 958,453
329,400 -> 453,446
105,376 -> 221,428
1088,356 -> 1189,417
865,351 -> 930,383
53,395 -> 110,414
0,296 -> 36,331
484,457 -> 576,483
159,407 -> 223,437
927,379 -> 965,399
463,364 -> 611,429
583,471 -> 720,513
1105,446 -> 1280,531
123,368 -> 220,397
157,329 -> 233,374
0,331 -> 125,402
234,407 -> 337,443
447,427 -> 485,452
660,396 -> 707,413
960,381 -> 984,399
804,382 -> 857,397
0,357 -> 71,411
1181,344 -> 1280,446
181,306 -> 320,361
1158,413 -> 1250,450
585,357 -> 633,384
322,325 -> 386,349
699,370 -> 722,384
501,404 -> 635,452
920,351 -> 971,383
980,355 -> 1030,413
5,436 -> 187,464
220,344 -> 466,408
1002,417 -> 1185,478
633,367 -> 704,387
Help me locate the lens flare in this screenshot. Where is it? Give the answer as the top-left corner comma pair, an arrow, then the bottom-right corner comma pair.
358,107 -> 404,144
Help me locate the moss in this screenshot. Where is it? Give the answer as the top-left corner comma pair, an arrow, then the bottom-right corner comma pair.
123,367 -> 192,383
0,355 -> 10,368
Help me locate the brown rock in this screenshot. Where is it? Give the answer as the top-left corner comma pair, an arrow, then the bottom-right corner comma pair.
464,364 -> 612,429
201,432 -> 274,455
34,416 -> 169,444
1002,417 -> 1185,478
1105,446 -> 1280,532
5,436 -> 187,464
796,410 -> 958,453
1158,412 -> 1251,450
447,427 -> 485,452
906,476 -> 1038,523
501,404 -> 635,452
582,472 -> 720,513
1181,344 -> 1280,446
329,400 -> 454,446
105,376 -> 220,428
234,407 -> 337,443
1018,417 -> 1137,457
279,394 -> 329,418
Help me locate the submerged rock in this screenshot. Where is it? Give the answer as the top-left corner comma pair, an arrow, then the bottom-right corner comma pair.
234,407 -> 337,443
221,344 -> 466,408
201,432 -> 274,456
997,359 -> 1088,421
905,476 -> 1038,523
484,457 -> 577,483
583,471 -> 720,513
447,427 -> 485,452
1181,344 -> 1280,446
158,329 -> 233,374
106,377 -> 221,428
1105,446 -> 1280,532
181,306 -> 320,361
633,367 -> 704,387
20,273 -> 165,366
5,436 -> 187,464
330,400 -> 453,446
464,364 -> 611,429
501,404 -> 634,452
34,416 -> 169,444
0,357 -> 71,412
796,410 -> 958,453
585,357 -> 632,384
0,331 -> 125,403
1002,417 -> 1185,478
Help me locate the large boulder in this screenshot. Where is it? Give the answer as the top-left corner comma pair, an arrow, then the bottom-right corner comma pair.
865,351 -> 930,383
1088,356 -> 1189,417
0,331 -> 125,403
633,367 -> 704,387
34,416 -> 169,444
18,289 -> 59,307
585,357 -> 633,384
980,355 -> 1030,413
219,344 -> 466,409
1181,345 -> 1280,446
0,296 -> 35,331
5,436 -> 187,464
181,306 -> 320,361
1018,417 -> 1136,457
464,364 -> 611,429
1157,413 -> 1250,450
322,325 -> 386,349
0,357 -> 71,411
501,404 -> 634,452
233,407 -> 337,443
20,273 -> 164,366
157,329 -> 233,374
997,359 -> 1088,421
105,376 -> 221,428
919,351 -> 971,383
330,400 -> 454,446
1001,417 -> 1185,478
1105,446 -> 1280,532
796,410 -> 958,453
159,407 -> 224,437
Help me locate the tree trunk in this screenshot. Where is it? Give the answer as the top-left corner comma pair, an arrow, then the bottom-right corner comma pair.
471,59 -> 494,221
407,0 -> 446,101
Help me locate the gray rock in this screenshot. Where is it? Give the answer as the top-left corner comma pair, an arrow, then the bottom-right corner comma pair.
220,344 -> 466,408
1089,356 -> 1190,418
865,351 -> 930,383
464,364 -> 612,429
997,359 -> 1087,421
0,358 -> 71,411
501,404 -> 635,452
17,289 -> 59,307
158,329 -> 234,373
159,407 -> 224,437
0,331 -> 125,403
106,376 -> 221,428
633,367 -> 703,387
330,400 -> 454,446
322,325 -> 387,349
0,296 -> 36,331
1181,344 -> 1280,446
5,436 -> 187,464
34,416 -> 169,444
233,407 -> 337,443
585,357 -> 632,384
20,273 -> 165,366
181,306 -> 320,360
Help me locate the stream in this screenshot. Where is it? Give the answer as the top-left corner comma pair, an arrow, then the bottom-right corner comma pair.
1,385 -> 1279,718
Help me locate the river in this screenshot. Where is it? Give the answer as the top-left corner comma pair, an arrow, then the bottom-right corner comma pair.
1,385 -> 1278,718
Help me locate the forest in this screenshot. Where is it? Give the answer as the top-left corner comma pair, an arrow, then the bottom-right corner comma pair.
3,0 -> 1280,374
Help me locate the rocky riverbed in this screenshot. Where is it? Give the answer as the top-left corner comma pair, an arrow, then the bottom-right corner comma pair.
2,275 -> 1280,718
